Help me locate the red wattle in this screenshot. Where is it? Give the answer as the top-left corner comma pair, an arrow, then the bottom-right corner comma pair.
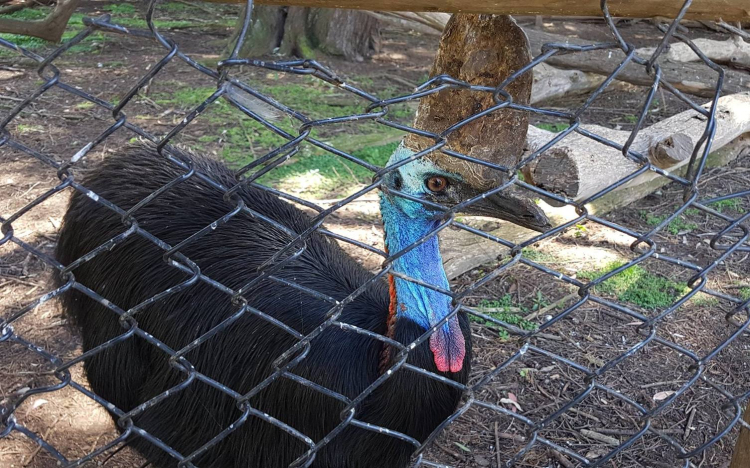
429,316 -> 465,373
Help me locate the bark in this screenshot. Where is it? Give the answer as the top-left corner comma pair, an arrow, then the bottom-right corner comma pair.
0,0 -> 81,42
232,5 -> 380,61
638,36 -> 750,71
201,0 -> 750,22
731,406 -> 750,468
524,29 -> 750,98
524,92 -> 750,201
442,133 -> 750,279
530,63 -> 608,104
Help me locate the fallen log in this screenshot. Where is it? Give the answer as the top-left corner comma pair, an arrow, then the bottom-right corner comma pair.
0,0 -> 81,42
638,36 -> 750,71
440,92 -> 750,278
525,29 -> 750,98
441,132 -> 750,278
202,0 -> 750,22
524,92 -> 750,201
364,13 -> 750,99
530,63 -> 609,104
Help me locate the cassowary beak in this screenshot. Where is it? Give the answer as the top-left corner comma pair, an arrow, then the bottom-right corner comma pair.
460,188 -> 552,233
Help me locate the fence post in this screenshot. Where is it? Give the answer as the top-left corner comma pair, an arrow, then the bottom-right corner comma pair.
730,407 -> 750,468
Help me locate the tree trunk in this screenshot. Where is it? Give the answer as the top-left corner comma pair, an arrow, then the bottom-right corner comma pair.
231,5 -> 380,61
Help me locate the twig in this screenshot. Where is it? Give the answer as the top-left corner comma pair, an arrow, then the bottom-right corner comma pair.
597,427 -> 683,436
174,0 -> 217,16
435,442 -> 466,461
568,407 -> 601,423
495,430 -> 526,443
23,417 -> 58,467
494,422 -> 503,468
0,0 -> 48,16
535,332 -> 563,341
481,306 -> 524,314
684,407 -> 697,440
717,19 -> 750,40
383,74 -> 417,90
640,380 -> 685,389
551,450 -> 575,468
0,95 -> 24,102
580,429 -> 620,446
523,292 -> 578,321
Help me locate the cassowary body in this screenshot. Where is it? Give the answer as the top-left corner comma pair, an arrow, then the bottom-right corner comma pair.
57,145 -> 472,468
57,136 -> 550,467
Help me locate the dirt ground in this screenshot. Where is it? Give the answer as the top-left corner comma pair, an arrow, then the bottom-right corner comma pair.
1,3 -> 750,468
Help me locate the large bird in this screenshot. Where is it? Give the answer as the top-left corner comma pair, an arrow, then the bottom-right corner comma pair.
55,14 -> 547,468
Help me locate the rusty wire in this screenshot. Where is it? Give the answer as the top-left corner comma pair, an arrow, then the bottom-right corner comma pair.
1,0 -> 749,467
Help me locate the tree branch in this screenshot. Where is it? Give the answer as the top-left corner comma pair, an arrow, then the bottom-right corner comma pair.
0,0 -> 81,42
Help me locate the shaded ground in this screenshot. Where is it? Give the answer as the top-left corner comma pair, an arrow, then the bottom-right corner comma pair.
1,2 -> 750,468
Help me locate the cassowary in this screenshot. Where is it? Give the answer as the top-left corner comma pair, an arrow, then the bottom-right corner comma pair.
56,14 -> 546,468
56,142 -> 548,468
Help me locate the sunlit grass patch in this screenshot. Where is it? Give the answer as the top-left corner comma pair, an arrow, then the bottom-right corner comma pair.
579,261 -> 690,309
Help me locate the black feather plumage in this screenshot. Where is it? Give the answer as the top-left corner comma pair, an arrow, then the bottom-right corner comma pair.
56,144 -> 471,468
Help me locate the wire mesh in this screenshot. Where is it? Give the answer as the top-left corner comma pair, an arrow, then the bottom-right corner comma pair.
1,0 -> 749,467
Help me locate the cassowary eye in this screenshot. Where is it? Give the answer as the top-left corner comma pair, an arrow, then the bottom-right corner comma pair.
426,176 -> 448,193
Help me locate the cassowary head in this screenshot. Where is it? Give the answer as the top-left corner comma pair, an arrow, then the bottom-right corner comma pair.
379,14 -> 550,374
380,142 -> 549,232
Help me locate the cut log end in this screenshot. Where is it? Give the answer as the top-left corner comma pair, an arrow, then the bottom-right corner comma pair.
649,133 -> 693,168
527,149 -> 579,199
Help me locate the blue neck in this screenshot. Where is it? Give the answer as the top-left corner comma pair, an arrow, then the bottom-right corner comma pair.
380,195 -> 452,330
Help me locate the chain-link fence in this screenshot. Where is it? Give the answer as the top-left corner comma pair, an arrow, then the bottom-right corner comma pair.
1,0 -> 749,467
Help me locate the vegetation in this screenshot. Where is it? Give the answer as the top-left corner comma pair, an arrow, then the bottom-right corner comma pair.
521,247 -> 557,263
709,198 -> 746,213
148,80 -> 409,197
470,295 -> 540,340
640,210 -> 698,235
535,122 -> 569,133
0,2 -> 236,57
579,261 -> 689,309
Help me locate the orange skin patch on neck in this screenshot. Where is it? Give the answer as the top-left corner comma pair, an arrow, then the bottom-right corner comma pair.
379,273 -> 399,375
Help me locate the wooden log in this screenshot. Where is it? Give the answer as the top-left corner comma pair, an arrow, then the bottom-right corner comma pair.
638,36 -> 750,71
441,132 -> 750,278
530,63 -> 609,104
199,0 -> 750,22
524,29 -> 750,98
363,14 -> 750,99
0,0 -> 82,42
730,407 -> 750,468
525,92 -> 750,201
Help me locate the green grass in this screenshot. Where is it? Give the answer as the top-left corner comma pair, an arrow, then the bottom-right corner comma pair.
640,211 -> 697,235
521,247 -> 557,263
0,12 -> 109,56
260,142 -> 398,195
623,114 -> 638,123
710,198 -> 746,214
0,2 -> 232,58
470,296 -> 538,340
690,293 -> 719,307
3,6 -> 51,20
535,122 -> 569,133
102,3 -> 137,15
740,288 -> 750,301
579,261 -> 689,309
151,81 -> 410,196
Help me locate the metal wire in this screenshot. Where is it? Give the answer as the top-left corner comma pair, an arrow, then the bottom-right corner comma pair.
1,0 -> 749,467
